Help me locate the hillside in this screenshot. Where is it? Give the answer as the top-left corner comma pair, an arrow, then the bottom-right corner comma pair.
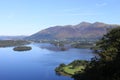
0,36 -> 27,40
25,22 -> 119,40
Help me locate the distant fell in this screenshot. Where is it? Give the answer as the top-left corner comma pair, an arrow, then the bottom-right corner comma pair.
25,22 -> 119,40
0,36 -> 27,40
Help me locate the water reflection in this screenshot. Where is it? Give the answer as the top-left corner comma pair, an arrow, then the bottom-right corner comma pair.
34,43 -> 70,51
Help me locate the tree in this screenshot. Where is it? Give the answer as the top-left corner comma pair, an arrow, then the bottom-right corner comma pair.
97,27 -> 120,61
73,27 -> 120,80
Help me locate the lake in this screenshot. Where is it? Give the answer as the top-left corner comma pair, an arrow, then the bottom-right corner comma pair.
0,43 -> 96,80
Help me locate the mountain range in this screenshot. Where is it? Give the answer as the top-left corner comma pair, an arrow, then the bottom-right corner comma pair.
25,22 -> 119,40
0,36 -> 27,40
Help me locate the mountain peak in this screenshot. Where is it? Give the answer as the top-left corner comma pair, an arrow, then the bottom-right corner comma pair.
93,22 -> 106,25
75,21 -> 91,28
92,22 -> 107,28
25,22 -> 119,40
80,21 -> 91,24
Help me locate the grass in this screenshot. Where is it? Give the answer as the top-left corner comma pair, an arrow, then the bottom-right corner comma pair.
63,65 -> 85,75
55,60 -> 89,76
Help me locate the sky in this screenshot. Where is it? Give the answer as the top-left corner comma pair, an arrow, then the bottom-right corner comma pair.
0,0 -> 120,36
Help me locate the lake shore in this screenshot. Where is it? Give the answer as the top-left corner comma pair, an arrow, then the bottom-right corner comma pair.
55,60 -> 89,76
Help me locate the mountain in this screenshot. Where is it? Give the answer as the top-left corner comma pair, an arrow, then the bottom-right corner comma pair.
0,36 -> 27,40
25,22 -> 119,40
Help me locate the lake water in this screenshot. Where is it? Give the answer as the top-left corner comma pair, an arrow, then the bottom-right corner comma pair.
0,43 -> 96,80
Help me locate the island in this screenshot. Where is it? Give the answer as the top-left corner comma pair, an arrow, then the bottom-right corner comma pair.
13,46 -> 32,51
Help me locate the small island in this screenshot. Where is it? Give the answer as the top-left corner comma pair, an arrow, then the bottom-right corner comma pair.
13,46 -> 32,51
55,60 -> 89,76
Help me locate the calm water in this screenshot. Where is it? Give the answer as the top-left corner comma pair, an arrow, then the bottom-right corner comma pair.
0,43 -> 96,80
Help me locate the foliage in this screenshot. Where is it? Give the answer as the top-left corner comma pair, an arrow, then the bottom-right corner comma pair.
97,27 -> 120,61
73,27 -> 120,80
69,60 -> 89,68
71,42 -> 95,49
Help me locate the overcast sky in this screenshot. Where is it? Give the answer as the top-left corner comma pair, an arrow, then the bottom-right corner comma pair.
0,0 -> 120,35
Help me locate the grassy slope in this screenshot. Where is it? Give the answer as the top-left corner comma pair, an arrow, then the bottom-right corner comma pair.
63,65 -> 85,75
55,60 -> 89,76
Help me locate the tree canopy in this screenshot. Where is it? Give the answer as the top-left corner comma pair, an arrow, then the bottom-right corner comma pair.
73,27 -> 120,80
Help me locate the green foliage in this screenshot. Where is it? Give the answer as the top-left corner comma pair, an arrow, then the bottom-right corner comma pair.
69,60 -> 89,68
55,63 -> 66,72
73,27 -> 120,80
71,42 -> 94,48
97,27 -> 120,61
59,63 -> 66,67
